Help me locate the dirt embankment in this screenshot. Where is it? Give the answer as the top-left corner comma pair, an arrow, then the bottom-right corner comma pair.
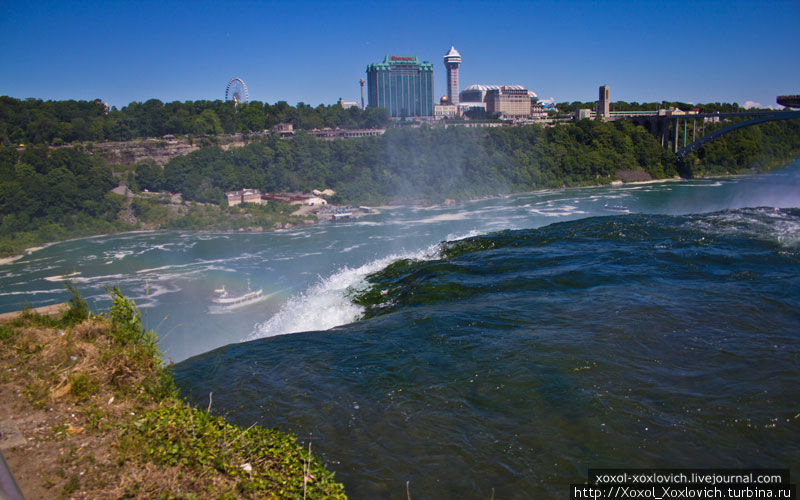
91,139 -> 199,166
615,169 -> 654,183
0,296 -> 347,499
90,135 -> 251,166
0,303 -> 69,322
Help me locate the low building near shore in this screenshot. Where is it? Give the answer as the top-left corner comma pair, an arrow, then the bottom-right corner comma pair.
226,189 -> 265,206
272,123 -> 295,137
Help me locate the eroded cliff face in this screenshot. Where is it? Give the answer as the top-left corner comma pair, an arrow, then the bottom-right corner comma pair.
91,136 -> 249,165
92,139 -> 199,165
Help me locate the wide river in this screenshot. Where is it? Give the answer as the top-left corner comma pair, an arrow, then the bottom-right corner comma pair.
2,162 -> 799,498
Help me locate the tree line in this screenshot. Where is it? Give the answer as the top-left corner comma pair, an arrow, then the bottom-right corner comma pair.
2,115 -> 798,256
143,118 -> 800,205
687,118 -> 800,176
0,146 -> 124,255
0,96 -> 390,146
142,119 -> 678,204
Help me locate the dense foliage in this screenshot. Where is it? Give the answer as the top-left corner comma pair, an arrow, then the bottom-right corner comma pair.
0,146 -> 125,255
0,96 -> 390,145
2,114 -> 799,256
686,119 -> 800,176
152,117 -> 800,205
156,119 -> 679,204
130,195 -> 312,231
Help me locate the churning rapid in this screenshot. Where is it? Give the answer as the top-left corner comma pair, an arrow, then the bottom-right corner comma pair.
175,207 -> 800,498
2,163 -> 800,498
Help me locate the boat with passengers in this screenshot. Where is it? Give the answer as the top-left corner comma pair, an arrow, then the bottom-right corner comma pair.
209,284 -> 265,313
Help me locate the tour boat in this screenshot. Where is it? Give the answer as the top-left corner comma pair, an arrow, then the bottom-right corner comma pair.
209,284 -> 265,313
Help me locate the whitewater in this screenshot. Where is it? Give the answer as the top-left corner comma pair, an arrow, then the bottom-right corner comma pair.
1,165 -> 798,362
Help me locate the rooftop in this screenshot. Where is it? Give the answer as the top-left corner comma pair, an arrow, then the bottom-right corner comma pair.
367,55 -> 434,72
444,46 -> 461,62
464,84 -> 524,91
463,84 -> 538,99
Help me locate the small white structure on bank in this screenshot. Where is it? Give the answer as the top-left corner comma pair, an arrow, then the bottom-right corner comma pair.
305,196 -> 328,206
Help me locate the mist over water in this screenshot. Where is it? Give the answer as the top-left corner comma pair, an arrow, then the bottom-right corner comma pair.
1,163 -> 799,361
2,162 -> 800,498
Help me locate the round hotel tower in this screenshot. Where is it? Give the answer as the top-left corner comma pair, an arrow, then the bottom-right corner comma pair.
444,46 -> 461,105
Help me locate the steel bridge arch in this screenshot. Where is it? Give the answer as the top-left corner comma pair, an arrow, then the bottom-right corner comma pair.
676,111 -> 800,159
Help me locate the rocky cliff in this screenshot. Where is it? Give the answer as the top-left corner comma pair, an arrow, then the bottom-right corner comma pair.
91,139 -> 199,166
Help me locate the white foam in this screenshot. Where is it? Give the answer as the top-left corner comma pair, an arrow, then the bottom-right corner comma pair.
446,229 -> 483,241
43,271 -> 81,282
530,204 -> 586,217
0,289 -> 63,297
245,245 -> 441,341
71,273 -> 128,284
683,180 -> 724,188
137,256 -> 250,275
296,251 -> 324,258
133,282 -> 183,308
407,212 -> 469,224
692,208 -> 800,247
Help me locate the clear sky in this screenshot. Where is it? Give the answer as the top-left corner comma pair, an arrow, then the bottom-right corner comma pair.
2,0 -> 798,109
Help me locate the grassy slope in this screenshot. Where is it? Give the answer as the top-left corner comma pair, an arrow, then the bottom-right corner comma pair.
0,287 -> 346,499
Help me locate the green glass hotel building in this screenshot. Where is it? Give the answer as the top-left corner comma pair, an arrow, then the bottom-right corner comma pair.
366,56 -> 434,117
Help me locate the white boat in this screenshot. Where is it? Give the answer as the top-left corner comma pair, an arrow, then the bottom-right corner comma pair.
209,284 -> 265,313
603,203 -> 630,212
332,211 -> 353,221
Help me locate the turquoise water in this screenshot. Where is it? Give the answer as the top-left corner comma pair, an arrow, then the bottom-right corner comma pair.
2,163 -> 799,497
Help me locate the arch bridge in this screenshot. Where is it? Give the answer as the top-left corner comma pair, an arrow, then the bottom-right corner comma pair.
673,111 -> 800,158
625,108 -> 800,160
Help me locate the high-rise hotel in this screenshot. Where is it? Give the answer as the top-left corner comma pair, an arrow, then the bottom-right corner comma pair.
366,55 -> 434,117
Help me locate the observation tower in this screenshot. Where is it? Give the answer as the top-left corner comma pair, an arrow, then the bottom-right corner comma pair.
444,46 -> 462,105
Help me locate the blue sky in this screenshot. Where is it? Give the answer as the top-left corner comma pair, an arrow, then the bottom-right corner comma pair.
2,0 -> 798,109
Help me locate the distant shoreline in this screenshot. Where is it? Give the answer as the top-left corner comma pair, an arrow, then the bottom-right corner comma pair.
0,175 -> 725,266
0,167 -> 788,266
0,231 -> 159,265
0,244 -> 49,265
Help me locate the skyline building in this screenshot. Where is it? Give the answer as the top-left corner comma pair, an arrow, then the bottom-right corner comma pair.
485,86 -> 535,118
366,55 -> 434,117
599,85 -> 610,117
443,46 -> 461,106
459,84 -> 538,116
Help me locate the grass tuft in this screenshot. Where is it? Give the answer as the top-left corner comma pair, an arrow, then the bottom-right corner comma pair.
1,284 -> 347,498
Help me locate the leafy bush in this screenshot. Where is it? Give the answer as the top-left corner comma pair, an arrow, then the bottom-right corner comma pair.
0,323 -> 13,341
121,404 -> 347,499
61,282 -> 89,326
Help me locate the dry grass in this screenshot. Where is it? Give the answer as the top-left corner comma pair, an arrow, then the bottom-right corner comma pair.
1,316 -> 164,498
1,292 -> 346,499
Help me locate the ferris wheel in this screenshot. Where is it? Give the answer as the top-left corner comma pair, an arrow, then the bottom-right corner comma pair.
225,77 -> 249,104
